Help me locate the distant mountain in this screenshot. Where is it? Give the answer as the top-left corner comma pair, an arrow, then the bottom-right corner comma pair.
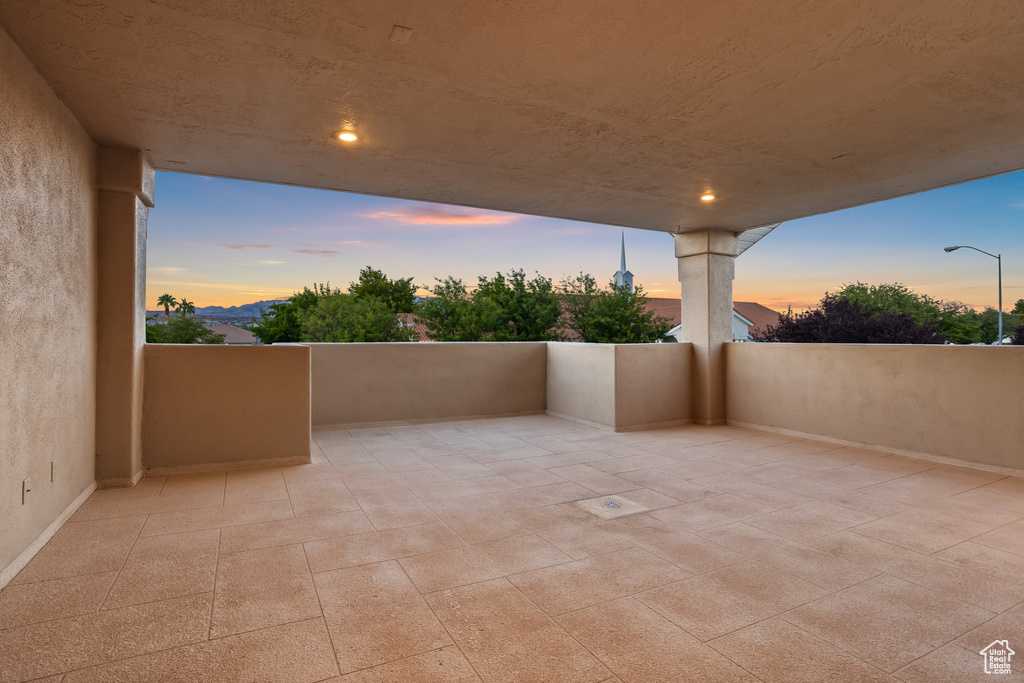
194,300 -> 288,317
147,299 -> 288,319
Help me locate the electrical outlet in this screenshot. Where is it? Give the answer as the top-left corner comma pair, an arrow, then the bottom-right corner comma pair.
22,478 -> 32,505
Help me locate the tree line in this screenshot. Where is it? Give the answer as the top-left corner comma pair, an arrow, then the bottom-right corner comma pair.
249,267 -> 674,344
755,282 -> 1024,345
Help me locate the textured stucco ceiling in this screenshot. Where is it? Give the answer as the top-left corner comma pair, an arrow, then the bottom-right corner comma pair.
2,0 -> 1024,232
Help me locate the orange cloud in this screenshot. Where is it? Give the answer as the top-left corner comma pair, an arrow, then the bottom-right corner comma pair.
364,205 -> 518,226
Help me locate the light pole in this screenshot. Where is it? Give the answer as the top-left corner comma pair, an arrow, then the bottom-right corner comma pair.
944,245 -> 1003,344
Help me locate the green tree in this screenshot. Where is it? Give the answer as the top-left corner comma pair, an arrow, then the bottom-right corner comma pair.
560,273 -> 674,343
937,303 -> 983,345
156,293 -> 178,320
416,277 -> 501,341
475,269 -> 563,341
833,283 -> 942,327
177,298 -> 196,317
250,284 -> 334,344
348,266 -> 417,313
978,307 -> 1022,344
299,293 -> 413,342
146,317 -> 226,344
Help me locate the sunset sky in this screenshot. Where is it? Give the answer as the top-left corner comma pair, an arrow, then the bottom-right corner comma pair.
147,169 -> 1024,312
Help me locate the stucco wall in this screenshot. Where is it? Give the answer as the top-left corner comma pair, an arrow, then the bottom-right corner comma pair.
547,343 -> 691,430
726,343 -> 1024,470
546,343 -> 617,428
0,26 -> 98,579
142,345 -> 311,471
308,343 -> 547,426
614,344 -> 691,430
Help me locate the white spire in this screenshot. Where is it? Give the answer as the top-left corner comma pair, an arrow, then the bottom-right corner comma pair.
620,231 -> 627,272
613,232 -> 634,293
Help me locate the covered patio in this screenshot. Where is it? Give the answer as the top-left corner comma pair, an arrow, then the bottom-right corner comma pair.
3,0 -> 1024,680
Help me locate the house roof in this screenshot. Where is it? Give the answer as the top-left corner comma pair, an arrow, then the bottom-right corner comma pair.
399,313 -> 433,342
3,1 -> 1024,234
732,301 -> 783,336
206,323 -> 257,344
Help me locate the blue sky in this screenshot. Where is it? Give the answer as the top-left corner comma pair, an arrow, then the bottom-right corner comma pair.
147,169 -> 1024,311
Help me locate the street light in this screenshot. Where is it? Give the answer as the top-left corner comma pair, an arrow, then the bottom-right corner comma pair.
944,245 -> 1003,344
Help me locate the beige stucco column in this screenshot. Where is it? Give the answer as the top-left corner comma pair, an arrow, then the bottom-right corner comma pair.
675,229 -> 737,426
95,147 -> 154,487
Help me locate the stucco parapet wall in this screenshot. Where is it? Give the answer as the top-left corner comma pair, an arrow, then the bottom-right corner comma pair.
546,342 -> 691,431
306,342 -> 547,428
142,344 -> 311,472
725,342 -> 1024,472
96,147 -> 155,207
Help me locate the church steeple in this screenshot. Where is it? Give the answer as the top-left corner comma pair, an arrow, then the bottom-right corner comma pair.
613,232 -> 634,293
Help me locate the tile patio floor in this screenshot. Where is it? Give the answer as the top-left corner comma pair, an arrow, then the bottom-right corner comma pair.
2,415 -> 1024,682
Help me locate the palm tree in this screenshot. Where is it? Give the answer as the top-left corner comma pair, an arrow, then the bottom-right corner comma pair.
157,293 -> 178,320
177,299 -> 196,317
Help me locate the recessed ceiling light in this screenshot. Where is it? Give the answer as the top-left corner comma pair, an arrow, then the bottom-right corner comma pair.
701,193 -> 715,202
337,131 -> 358,142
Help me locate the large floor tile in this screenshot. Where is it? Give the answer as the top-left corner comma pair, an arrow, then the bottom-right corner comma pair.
315,561 -> 451,673
617,469 -> 719,503
72,490 -> 224,522
556,598 -> 758,683
223,468 -> 289,506
484,459 -> 566,487
400,534 -> 571,593
287,478 -> 361,517
934,540 -> 1024,583
649,494 -> 775,532
140,498 -> 294,537
0,572 -> 116,631
484,483 -> 595,512
61,617 -> 339,683
425,578 -> 611,683
883,553 -> 1024,612
742,500 -> 878,542
428,454 -> 498,479
219,510 -> 374,554
636,560 -> 828,641
601,515 -> 748,574
851,508 -> 993,554
699,522 -> 879,591
974,518 -> 1024,557
508,547 -> 687,616
211,543 -> 321,638
425,496 -> 531,545
355,487 -> 440,531
408,475 -> 520,502
103,528 -> 219,609
709,618 -> 893,683
304,523 -> 466,574
336,646 -> 481,682
782,574 -> 993,672
547,464 -> 637,495
0,593 -> 211,681
160,471 -> 226,497
13,516 -> 145,584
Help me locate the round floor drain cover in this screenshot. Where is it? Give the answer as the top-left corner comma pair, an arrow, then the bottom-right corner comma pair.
604,501 -> 620,508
